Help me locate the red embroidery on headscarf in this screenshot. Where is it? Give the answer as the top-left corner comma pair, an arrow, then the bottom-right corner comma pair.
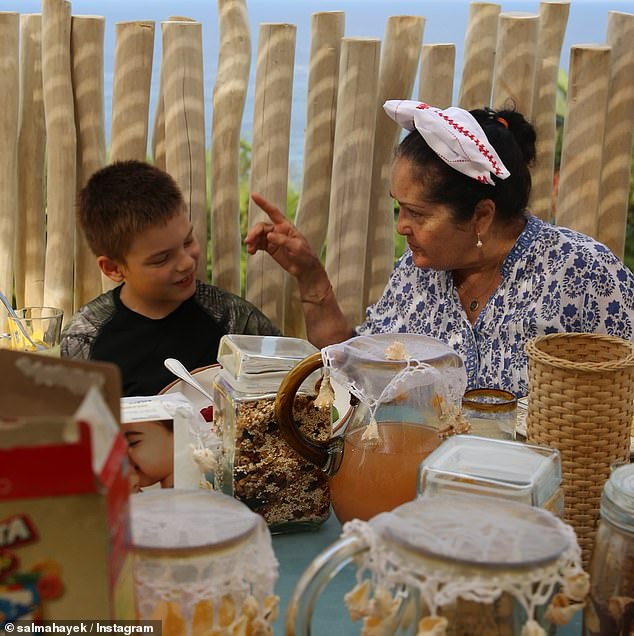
433,110 -> 503,177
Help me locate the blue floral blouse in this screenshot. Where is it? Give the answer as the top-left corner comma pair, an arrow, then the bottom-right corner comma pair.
355,215 -> 634,397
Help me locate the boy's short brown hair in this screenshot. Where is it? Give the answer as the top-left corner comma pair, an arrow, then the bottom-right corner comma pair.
78,160 -> 186,263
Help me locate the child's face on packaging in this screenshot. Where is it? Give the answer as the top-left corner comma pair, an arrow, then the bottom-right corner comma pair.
117,211 -> 200,318
122,420 -> 174,489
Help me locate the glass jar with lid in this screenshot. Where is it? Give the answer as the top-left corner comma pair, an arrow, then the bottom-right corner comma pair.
212,334 -> 331,532
131,489 -> 279,635
418,434 -> 564,516
462,388 -> 517,440
585,463 -> 634,635
286,493 -> 589,635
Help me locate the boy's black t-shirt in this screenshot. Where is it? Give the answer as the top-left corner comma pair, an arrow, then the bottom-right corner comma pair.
91,288 -> 227,396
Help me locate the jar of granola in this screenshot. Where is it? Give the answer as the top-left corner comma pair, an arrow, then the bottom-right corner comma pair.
585,463 -> 634,635
212,334 -> 331,532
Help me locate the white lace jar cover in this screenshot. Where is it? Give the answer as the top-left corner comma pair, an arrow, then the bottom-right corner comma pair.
321,333 -> 468,437
131,489 -> 279,635
341,493 -> 589,636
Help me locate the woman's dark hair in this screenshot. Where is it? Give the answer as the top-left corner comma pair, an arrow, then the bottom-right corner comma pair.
395,105 -> 537,224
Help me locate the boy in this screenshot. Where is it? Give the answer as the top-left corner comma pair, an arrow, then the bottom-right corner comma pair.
61,160 -> 280,396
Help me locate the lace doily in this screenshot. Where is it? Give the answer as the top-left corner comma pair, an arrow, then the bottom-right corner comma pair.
131,490 -> 279,635
341,494 -> 588,635
321,334 -> 467,436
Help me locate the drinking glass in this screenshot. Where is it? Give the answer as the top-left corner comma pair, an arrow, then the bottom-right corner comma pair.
462,387 -> 517,440
7,306 -> 64,356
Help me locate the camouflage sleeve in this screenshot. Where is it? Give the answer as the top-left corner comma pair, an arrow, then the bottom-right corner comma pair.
60,290 -> 117,359
195,283 -> 281,336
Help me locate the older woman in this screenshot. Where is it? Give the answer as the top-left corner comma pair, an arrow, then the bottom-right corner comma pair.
245,100 -> 634,397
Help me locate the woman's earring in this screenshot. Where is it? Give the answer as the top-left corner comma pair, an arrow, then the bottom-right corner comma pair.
476,233 -> 483,248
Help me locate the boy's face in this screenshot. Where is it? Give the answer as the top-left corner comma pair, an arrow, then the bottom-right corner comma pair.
122,420 -> 174,489
105,211 -> 200,318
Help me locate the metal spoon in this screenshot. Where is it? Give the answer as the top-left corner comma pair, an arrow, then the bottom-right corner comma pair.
164,357 -> 214,404
0,290 -> 47,351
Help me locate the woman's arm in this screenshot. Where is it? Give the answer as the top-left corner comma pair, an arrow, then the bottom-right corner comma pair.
244,193 -> 354,347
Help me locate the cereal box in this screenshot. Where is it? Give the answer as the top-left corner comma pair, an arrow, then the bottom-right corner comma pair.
0,350 -> 134,624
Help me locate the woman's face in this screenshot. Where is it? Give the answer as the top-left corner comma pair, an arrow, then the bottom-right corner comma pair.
392,156 -> 476,271
122,420 -> 174,489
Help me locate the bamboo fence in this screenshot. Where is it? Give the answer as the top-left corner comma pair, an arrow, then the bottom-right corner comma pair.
0,1 -> 633,335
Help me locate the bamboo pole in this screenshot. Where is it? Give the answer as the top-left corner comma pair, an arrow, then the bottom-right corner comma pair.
556,45 -> 611,237
365,16 -> 424,308
418,43 -> 455,108
0,12 -> 19,329
16,13 -> 45,309
326,37 -> 381,327
246,23 -> 296,330
458,2 -> 500,110
162,20 -> 208,282
492,12 -> 539,116
42,0 -> 77,321
152,15 -> 195,172
71,15 -> 106,308
529,1 -> 570,222
284,11 -> 344,338
210,0 -> 251,295
109,20 -> 154,162
598,11 -> 634,258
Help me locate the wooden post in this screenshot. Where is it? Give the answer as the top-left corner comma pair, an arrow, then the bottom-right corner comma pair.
42,0 -> 77,321
0,12 -> 19,328
326,37 -> 381,327
458,2 -> 500,110
109,21 -> 154,162
151,54 -> 166,170
556,45 -> 611,237
162,20 -> 208,282
418,43 -> 455,108
71,15 -> 106,307
492,12 -> 539,116
366,16 -> 424,308
246,23 -> 296,330
598,11 -> 634,257
529,1 -> 570,222
210,0 -> 251,295
16,13 -> 45,309
284,11 -> 344,338
152,15 -> 195,172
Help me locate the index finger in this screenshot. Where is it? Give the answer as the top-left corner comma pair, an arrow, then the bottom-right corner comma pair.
251,192 -> 287,225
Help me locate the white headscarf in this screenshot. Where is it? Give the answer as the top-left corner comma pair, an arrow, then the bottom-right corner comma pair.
383,100 -> 511,186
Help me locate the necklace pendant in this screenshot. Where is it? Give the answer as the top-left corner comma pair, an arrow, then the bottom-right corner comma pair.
469,299 -> 479,312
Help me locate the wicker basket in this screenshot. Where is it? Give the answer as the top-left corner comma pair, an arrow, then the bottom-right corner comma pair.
525,333 -> 634,567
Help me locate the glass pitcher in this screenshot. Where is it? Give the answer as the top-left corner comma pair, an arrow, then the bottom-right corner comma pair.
286,493 -> 589,636
275,333 -> 468,524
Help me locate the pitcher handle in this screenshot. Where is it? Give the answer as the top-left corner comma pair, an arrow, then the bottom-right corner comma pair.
285,535 -> 366,636
275,351 -> 344,476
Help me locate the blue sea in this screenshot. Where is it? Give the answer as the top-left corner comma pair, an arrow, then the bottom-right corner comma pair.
6,0 -> 634,184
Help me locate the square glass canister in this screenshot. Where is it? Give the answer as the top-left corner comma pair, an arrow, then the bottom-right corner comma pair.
212,335 -> 331,532
418,434 -> 564,516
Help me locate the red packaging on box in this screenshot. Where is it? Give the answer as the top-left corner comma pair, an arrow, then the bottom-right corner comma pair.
0,350 -> 134,623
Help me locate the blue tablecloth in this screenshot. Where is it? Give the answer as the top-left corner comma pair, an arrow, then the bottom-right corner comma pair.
271,512 -> 584,635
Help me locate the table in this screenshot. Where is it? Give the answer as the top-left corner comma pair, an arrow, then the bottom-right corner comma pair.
271,513 -> 584,635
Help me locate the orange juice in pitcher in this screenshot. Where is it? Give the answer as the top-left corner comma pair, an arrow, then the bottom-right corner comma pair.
275,334 -> 468,523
